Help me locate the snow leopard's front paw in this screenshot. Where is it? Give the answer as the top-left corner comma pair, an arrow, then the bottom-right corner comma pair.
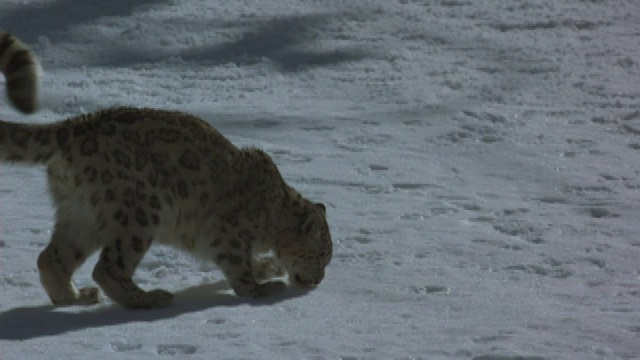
253,257 -> 286,282
251,280 -> 287,298
230,279 -> 287,299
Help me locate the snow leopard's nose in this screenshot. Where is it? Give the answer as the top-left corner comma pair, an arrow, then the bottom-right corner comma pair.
293,270 -> 324,287
293,273 -> 318,287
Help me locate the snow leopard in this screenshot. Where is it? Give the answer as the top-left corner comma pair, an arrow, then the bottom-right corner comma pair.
0,30 -> 332,309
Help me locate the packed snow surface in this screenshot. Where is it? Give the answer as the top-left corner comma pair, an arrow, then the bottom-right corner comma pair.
1,1 -> 639,359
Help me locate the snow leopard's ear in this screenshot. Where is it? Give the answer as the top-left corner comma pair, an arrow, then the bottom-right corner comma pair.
298,209 -> 318,236
298,203 -> 325,235
300,213 -> 315,235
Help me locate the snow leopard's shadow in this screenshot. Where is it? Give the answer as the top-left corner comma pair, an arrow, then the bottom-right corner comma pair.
0,280 -> 312,341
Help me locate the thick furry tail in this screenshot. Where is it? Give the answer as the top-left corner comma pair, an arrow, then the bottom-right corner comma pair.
0,30 -> 56,164
0,30 -> 39,114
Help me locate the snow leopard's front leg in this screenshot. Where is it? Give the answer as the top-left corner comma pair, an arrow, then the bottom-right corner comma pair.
252,256 -> 287,283
214,235 -> 286,298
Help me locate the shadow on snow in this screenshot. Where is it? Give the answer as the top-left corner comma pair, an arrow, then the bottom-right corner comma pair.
0,1 -> 368,72
76,13 -> 369,72
0,280 -> 312,341
0,0 -> 172,43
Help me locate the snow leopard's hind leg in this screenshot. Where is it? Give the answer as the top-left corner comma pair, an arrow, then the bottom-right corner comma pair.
37,218 -> 103,306
91,220 -> 173,309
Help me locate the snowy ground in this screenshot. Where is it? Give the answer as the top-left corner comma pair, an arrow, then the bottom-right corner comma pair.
1,0 -> 639,359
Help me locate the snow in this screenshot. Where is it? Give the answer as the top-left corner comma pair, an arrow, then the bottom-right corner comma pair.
1,0 -> 639,359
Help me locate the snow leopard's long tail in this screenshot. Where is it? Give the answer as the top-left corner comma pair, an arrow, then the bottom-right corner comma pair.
0,30 -> 39,114
0,30 -> 59,165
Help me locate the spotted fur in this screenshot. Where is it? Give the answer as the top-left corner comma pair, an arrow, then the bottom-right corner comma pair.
0,30 -> 332,309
